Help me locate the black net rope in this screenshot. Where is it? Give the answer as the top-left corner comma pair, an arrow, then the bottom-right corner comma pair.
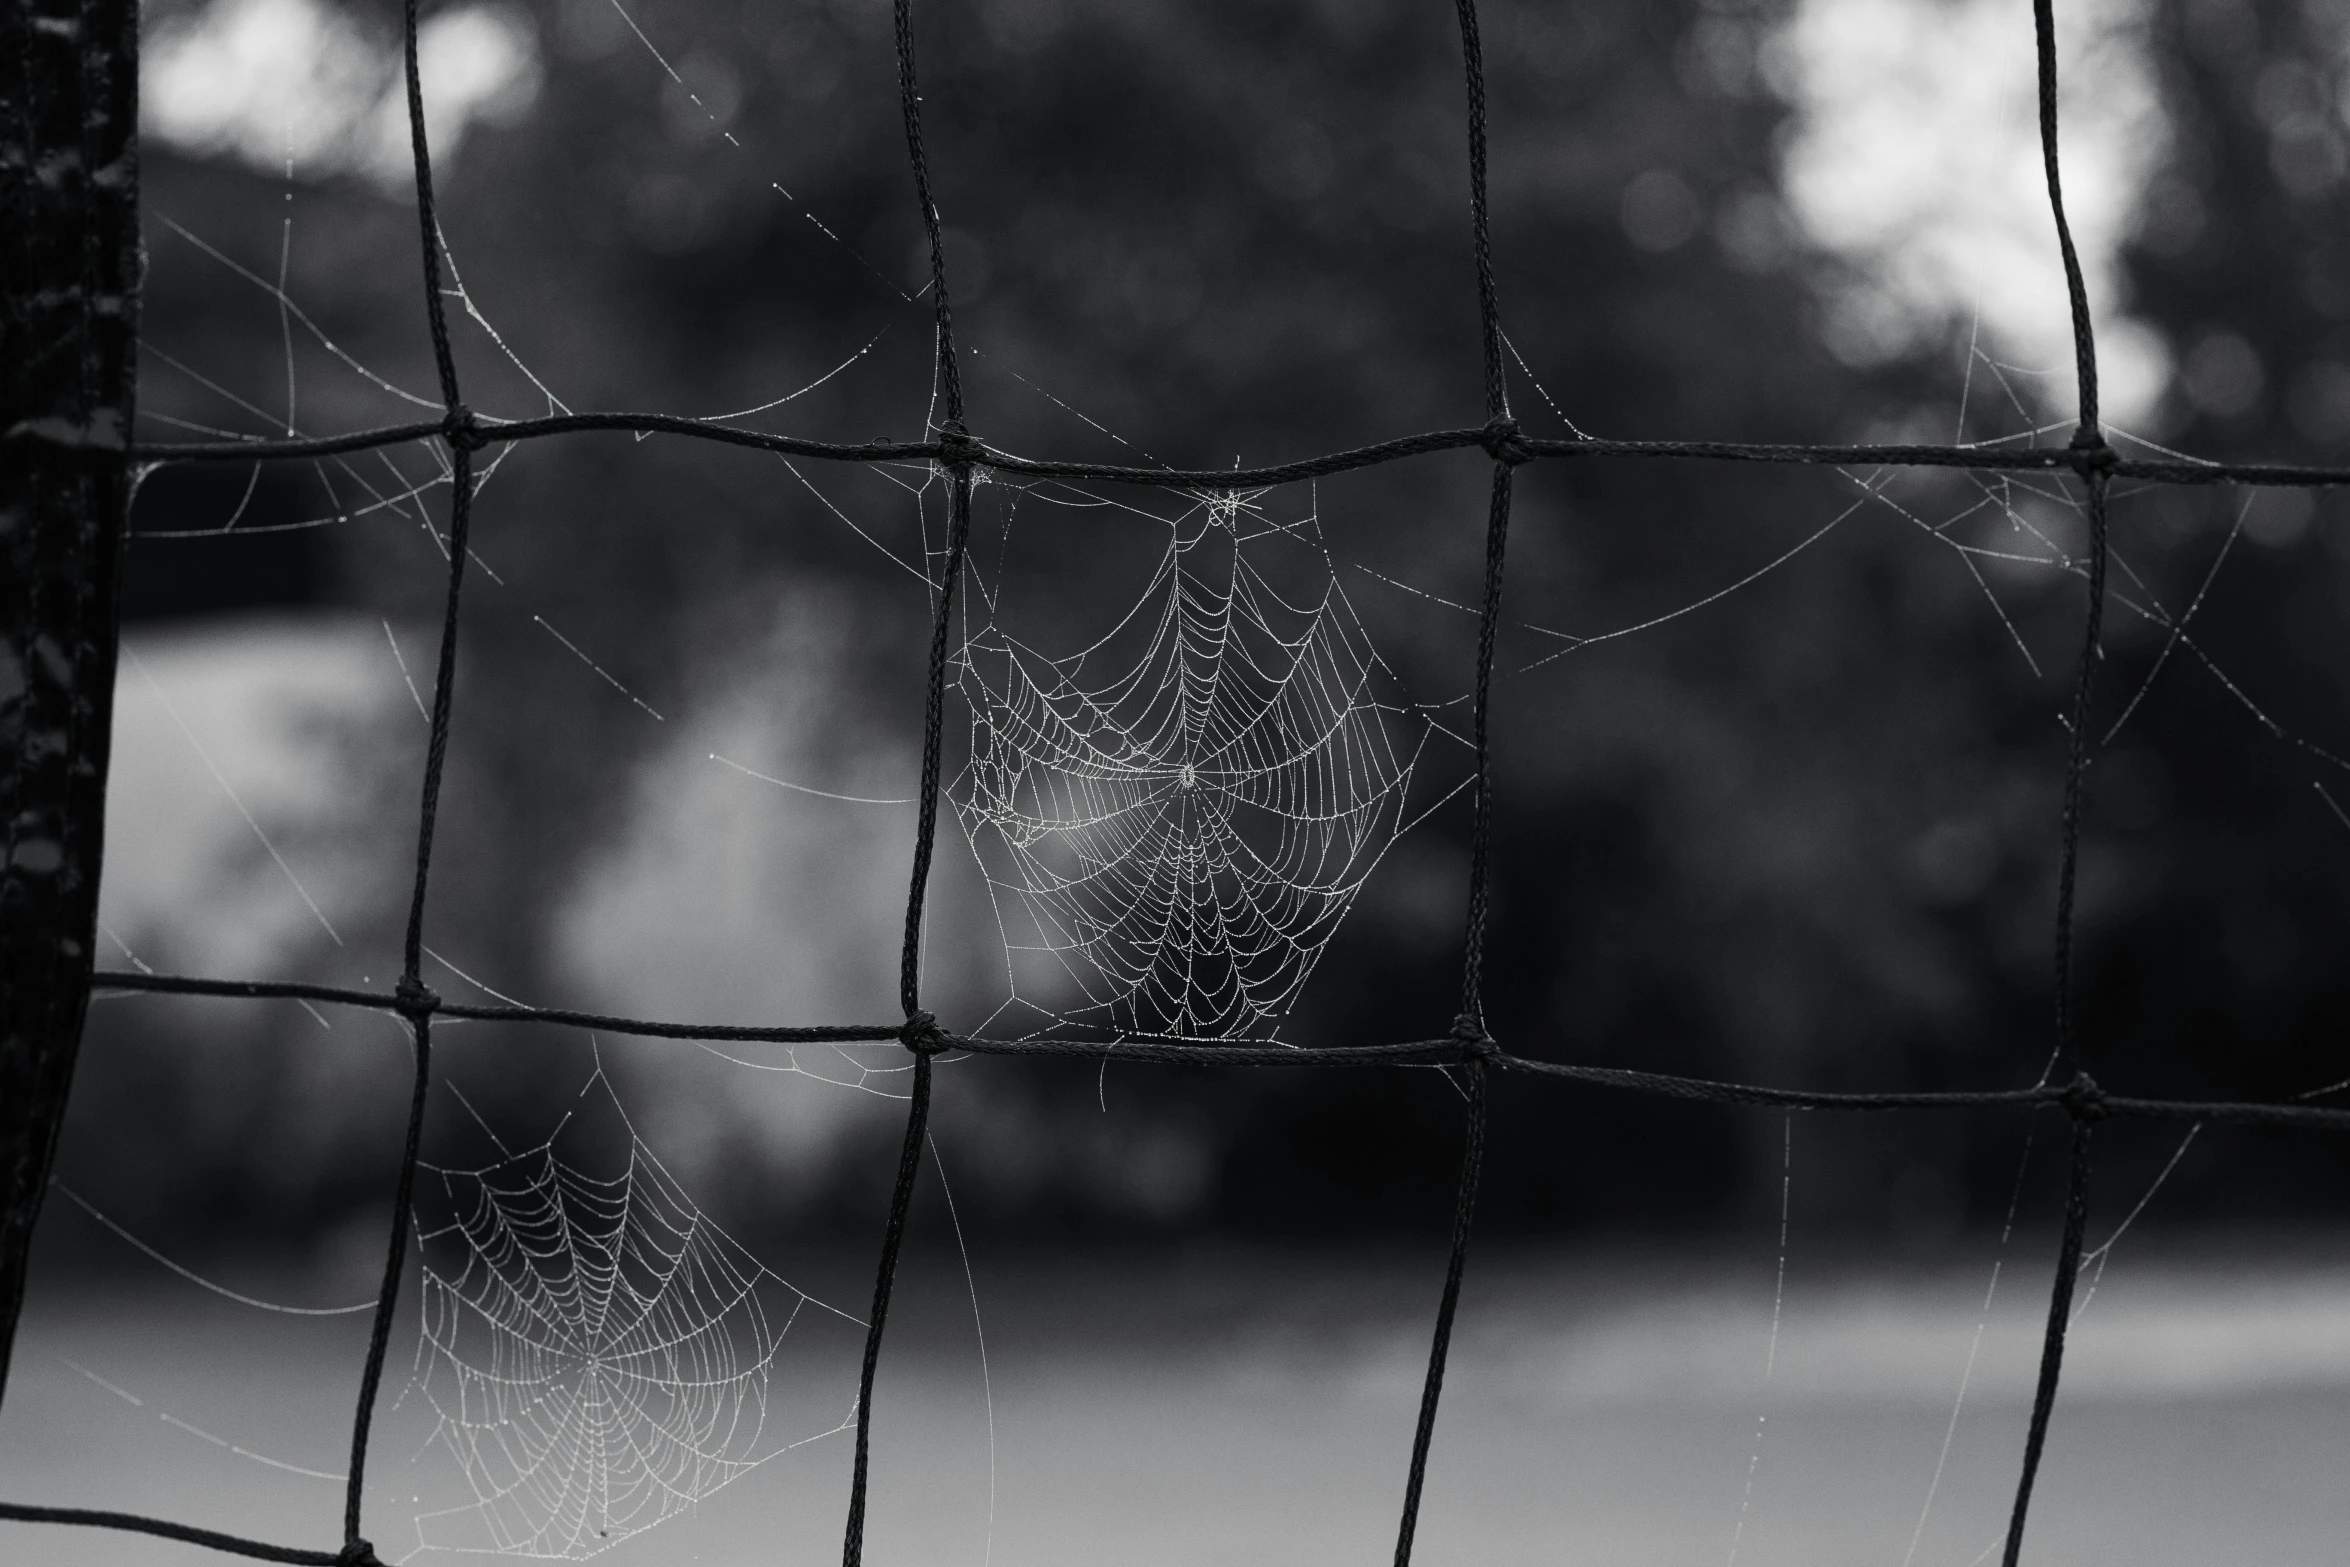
8,0 -> 2350,1562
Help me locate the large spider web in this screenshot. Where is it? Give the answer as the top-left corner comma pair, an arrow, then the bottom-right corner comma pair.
953,486 -> 1425,1042
404,1085 -> 847,1560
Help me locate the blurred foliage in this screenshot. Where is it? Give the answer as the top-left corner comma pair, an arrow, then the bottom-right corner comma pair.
83,0 -> 2350,1254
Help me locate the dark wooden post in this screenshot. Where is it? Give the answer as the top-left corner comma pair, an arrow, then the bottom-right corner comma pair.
0,0 -> 138,1409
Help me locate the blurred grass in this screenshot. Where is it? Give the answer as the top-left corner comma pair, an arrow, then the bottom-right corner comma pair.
7,1235 -> 2350,1564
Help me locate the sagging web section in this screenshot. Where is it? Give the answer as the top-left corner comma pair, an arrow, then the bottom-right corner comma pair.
952,481 -> 1429,1043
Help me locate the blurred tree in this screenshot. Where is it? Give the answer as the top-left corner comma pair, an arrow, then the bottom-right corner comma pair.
88,0 -> 2350,1250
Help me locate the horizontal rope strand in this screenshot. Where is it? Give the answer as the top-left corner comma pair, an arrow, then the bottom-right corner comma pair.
35,413 -> 2350,490
0,1504 -> 340,1565
76,970 -> 2350,1127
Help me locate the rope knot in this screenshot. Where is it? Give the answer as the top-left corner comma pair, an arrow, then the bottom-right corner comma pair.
393,976 -> 441,1018
2066,428 -> 2116,475
441,404 -> 489,453
900,1009 -> 948,1054
338,1539 -> 383,1567
933,424 -> 982,467
2060,1070 -> 2109,1124
1449,1013 -> 1500,1061
1479,417 -> 1534,467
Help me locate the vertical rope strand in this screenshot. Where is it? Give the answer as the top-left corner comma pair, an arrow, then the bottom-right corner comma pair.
400,443 -> 478,983
1451,0 -> 1506,422
1392,1061 -> 1487,1567
2001,1108 -> 2097,1567
394,0 -> 480,990
2050,477 -> 2109,1077
899,471 -> 973,1017
402,0 -> 461,414
843,7 -> 973,1563
2031,0 -> 2110,1082
841,1049 -> 933,1567
1448,0 -> 1523,1031
1458,463 -> 1514,1026
340,5 -> 480,1558
886,0 -> 975,1017
893,0 -> 963,428
1393,12 -> 1513,1557
2031,0 -> 2099,440
2008,11 -> 2107,1557
341,1018 -> 431,1560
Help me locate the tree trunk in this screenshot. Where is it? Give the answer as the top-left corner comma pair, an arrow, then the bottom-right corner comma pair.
0,0 -> 138,1411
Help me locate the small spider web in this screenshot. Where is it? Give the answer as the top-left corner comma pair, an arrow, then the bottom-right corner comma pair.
404,1081 -> 850,1559
953,485 -> 1424,1042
